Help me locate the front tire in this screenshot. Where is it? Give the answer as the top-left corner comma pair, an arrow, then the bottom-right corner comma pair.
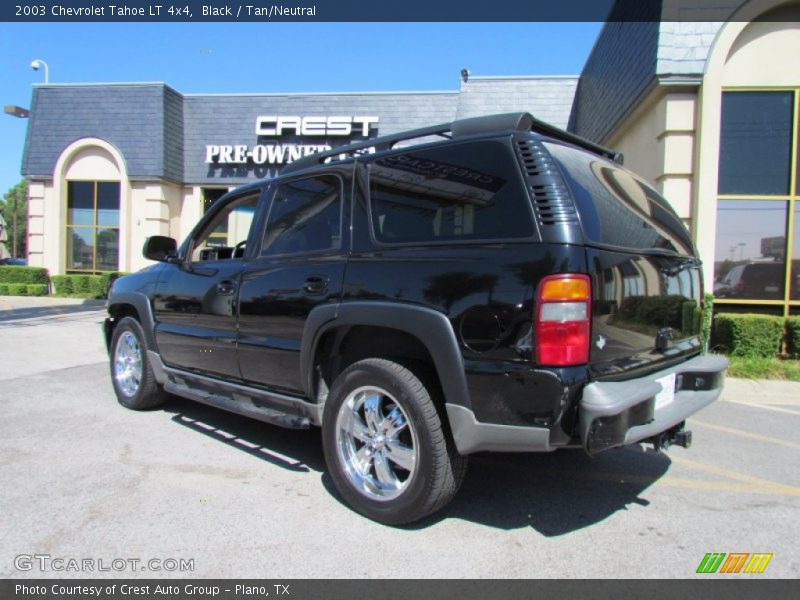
110,316 -> 167,410
322,358 -> 467,525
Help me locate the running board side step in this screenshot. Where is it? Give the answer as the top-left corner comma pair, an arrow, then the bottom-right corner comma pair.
151,354 -> 322,429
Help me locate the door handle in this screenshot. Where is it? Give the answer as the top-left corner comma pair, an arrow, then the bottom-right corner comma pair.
303,275 -> 329,295
216,280 -> 237,295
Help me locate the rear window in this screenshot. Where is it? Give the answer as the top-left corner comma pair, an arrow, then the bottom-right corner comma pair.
368,140 -> 534,244
545,142 -> 694,255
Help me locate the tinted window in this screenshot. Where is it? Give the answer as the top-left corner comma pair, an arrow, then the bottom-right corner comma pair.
262,176 -> 342,255
713,199 -> 787,300
545,142 -> 693,255
97,182 -> 120,227
368,140 -> 533,244
793,202 -> 800,300
66,181 -> 120,273
67,181 -> 94,226
719,91 -> 793,195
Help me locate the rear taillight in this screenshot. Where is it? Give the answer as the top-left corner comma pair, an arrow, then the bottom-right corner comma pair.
535,274 -> 591,366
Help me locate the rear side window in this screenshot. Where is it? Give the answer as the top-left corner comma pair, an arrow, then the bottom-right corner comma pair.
368,140 -> 534,244
545,142 -> 694,255
261,175 -> 342,256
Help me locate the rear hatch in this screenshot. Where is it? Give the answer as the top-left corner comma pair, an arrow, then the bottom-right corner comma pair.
544,141 -> 703,379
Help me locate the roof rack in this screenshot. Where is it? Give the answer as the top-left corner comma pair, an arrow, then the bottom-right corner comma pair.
281,112 -> 622,174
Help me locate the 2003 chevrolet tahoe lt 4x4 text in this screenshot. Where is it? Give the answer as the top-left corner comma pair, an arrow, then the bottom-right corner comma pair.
103,112 -> 728,524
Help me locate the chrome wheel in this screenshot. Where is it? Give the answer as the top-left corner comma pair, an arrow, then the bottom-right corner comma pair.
334,386 -> 418,502
114,331 -> 142,398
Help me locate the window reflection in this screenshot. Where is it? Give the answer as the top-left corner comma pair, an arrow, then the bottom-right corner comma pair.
792,202 -> 800,300
97,182 -> 121,227
596,256 -> 701,337
370,141 -> 533,243
67,182 -> 94,226
714,200 -> 787,300
96,229 -> 119,271
544,142 -> 693,254
66,180 -> 120,273
67,228 -> 94,271
262,176 -> 342,255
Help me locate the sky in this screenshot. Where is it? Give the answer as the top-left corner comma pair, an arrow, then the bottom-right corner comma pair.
0,22 -> 603,195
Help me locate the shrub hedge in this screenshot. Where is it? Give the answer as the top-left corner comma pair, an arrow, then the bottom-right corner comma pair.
50,275 -> 72,295
26,284 -> 48,296
787,317 -> 800,357
712,313 -> 785,357
0,266 -> 49,284
6,283 -> 28,296
50,272 -> 123,299
0,282 -> 48,296
701,293 -> 714,354
1,271 -> 124,299
71,275 -> 92,295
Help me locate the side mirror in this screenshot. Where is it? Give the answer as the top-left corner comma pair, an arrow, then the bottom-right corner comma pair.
143,236 -> 178,262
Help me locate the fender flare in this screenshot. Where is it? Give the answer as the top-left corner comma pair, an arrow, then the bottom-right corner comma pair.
106,291 -> 158,350
300,301 -> 472,411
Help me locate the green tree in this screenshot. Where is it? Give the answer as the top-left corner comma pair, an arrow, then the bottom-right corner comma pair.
1,180 -> 28,258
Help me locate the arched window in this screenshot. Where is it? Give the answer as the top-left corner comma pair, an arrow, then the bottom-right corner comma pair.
62,146 -> 121,273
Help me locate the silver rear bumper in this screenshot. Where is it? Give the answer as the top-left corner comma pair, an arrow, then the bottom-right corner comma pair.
580,354 -> 729,454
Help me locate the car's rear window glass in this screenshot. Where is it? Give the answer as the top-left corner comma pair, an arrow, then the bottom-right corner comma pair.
368,140 -> 534,244
545,142 -> 694,255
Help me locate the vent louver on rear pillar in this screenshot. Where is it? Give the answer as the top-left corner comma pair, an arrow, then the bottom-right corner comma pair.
515,139 -> 579,229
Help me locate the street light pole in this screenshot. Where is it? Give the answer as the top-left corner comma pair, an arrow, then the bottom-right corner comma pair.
30,59 -> 49,83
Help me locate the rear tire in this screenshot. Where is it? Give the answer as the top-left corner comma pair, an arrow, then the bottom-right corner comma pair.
109,316 -> 167,410
322,358 -> 467,525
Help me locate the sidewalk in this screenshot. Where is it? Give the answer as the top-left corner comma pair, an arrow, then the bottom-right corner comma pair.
0,295 -> 106,322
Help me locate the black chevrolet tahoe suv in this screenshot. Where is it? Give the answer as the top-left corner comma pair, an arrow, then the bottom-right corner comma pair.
104,112 -> 728,525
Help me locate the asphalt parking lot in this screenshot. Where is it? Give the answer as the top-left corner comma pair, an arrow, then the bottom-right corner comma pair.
1,297 -> 798,578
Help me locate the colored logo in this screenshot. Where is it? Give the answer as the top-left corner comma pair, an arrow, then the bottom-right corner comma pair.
696,553 -> 773,574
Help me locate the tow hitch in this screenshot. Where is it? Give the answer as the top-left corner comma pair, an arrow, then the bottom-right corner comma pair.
648,422 -> 692,452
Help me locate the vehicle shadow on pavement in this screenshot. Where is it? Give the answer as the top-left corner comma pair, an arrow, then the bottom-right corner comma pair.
160,395 -> 671,535
426,446 -> 671,535
162,395 -> 326,473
